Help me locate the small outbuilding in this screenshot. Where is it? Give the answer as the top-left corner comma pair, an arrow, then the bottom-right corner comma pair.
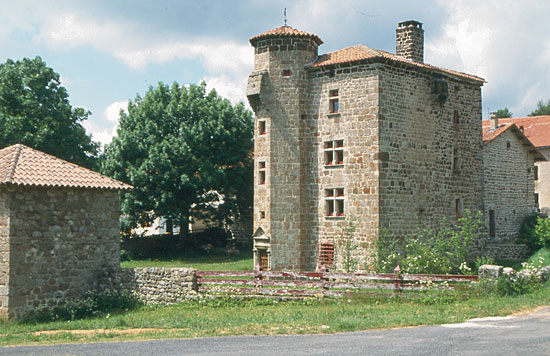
0,144 -> 131,319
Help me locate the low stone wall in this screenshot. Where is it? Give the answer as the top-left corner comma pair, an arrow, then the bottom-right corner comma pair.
118,268 -> 197,305
483,243 -> 530,261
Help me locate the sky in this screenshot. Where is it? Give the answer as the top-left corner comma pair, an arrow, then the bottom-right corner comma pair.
0,0 -> 548,148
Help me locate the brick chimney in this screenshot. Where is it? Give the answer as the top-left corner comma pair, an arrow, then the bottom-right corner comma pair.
396,20 -> 424,63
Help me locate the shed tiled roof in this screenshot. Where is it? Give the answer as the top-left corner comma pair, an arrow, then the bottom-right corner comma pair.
310,44 -> 485,83
482,123 -> 546,161
0,144 -> 132,190
250,26 -> 323,46
482,116 -> 550,148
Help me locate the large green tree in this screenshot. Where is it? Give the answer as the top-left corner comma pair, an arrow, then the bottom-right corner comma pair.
102,82 -> 253,234
529,99 -> 550,116
0,57 -> 100,169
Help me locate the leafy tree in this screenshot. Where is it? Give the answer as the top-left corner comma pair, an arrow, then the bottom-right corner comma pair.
528,99 -> 550,116
102,82 -> 253,234
493,108 -> 513,118
0,57 -> 100,169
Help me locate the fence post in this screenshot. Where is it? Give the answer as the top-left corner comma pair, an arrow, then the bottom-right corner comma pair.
393,265 -> 403,297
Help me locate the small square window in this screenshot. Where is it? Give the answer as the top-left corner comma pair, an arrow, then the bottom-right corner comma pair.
325,188 -> 344,217
260,211 -> 266,219
259,120 -> 266,135
282,70 -> 291,77
506,141 -> 511,150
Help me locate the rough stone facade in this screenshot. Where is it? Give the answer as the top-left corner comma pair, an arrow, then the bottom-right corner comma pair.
483,127 -> 539,243
118,268 -> 197,304
247,22 -> 484,271
0,186 -> 121,319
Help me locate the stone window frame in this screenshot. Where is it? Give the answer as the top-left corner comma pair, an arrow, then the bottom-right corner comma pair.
258,120 -> 267,136
324,139 -> 344,167
328,89 -> 340,115
318,242 -> 335,268
325,188 -> 345,218
258,161 -> 266,185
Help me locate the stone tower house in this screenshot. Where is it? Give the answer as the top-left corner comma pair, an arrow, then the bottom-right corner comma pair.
247,21 -> 485,271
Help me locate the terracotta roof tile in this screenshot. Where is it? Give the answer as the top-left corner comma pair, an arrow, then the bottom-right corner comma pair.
250,26 -> 323,45
482,123 -> 546,161
310,44 -> 484,82
0,144 -> 132,190
482,116 -> 550,148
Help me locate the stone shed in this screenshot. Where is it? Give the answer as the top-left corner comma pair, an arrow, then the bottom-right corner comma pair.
0,144 -> 131,319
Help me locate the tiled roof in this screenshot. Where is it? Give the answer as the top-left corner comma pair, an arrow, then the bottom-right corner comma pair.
482,116 -> 550,148
0,144 -> 132,190
249,26 -> 323,45
482,123 -> 546,161
310,44 -> 485,83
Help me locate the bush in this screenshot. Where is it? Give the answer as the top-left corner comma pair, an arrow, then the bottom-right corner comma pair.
24,289 -> 141,323
535,217 -> 550,249
518,213 -> 543,252
376,210 -> 484,274
496,271 -> 540,296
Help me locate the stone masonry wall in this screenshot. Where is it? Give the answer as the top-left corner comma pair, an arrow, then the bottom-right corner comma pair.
5,186 -> 120,319
0,189 -> 9,319
307,65 -> 380,270
118,268 -> 197,304
535,148 -> 550,212
483,129 -> 537,242
378,65 -> 484,237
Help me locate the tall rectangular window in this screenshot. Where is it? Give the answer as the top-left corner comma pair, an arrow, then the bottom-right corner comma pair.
488,209 -> 496,238
329,89 -> 339,114
535,193 -> 540,207
324,139 -> 344,166
452,148 -> 460,172
325,188 -> 344,217
258,161 -> 266,185
534,166 -> 539,181
455,198 -> 462,219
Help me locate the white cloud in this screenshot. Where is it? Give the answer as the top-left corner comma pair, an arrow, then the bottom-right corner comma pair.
203,75 -> 248,107
81,100 -> 128,147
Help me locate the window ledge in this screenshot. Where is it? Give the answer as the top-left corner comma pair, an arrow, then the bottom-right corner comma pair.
324,164 -> 344,169
325,216 -> 345,220
327,113 -> 341,118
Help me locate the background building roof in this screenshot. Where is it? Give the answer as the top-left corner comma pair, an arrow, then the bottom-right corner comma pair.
482,116 -> 550,149
0,144 -> 132,190
482,123 -> 546,162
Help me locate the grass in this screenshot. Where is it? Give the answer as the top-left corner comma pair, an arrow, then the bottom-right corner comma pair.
1,283 -> 549,346
121,252 -> 254,271
525,247 -> 550,268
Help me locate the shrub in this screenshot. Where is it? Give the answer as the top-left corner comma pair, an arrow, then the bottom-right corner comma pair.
535,217 -> 550,249
474,256 -> 496,272
518,213 -> 543,252
496,271 -> 540,296
24,289 -> 141,323
375,210 -> 484,274
337,219 -> 360,272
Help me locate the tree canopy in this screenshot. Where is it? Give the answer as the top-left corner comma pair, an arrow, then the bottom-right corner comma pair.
529,99 -> 550,116
493,108 -> 513,118
0,57 -> 100,169
102,82 -> 253,234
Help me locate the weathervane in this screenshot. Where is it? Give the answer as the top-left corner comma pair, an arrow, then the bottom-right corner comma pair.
284,8 -> 287,26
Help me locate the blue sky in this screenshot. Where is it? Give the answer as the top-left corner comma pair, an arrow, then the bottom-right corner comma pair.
1,0 -> 548,147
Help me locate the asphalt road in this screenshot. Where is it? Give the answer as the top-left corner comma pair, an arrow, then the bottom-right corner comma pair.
2,307 -> 549,356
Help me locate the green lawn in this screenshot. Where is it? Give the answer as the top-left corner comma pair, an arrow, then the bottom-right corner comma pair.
1,283 -> 549,346
121,252 -> 254,271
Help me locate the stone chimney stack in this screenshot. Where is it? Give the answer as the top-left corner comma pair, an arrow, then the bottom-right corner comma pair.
396,20 -> 424,63
490,112 -> 499,130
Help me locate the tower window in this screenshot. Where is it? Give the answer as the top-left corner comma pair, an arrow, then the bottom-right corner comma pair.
453,110 -> 460,125
258,161 -> 266,185
506,141 -> 511,150
534,166 -> 539,181
329,89 -> 339,114
259,120 -> 266,135
488,209 -> 496,238
324,140 -> 344,166
282,69 -> 291,77
455,198 -> 462,219
325,188 -> 344,217
452,148 -> 460,172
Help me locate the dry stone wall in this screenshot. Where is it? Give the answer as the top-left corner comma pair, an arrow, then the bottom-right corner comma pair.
2,186 -> 120,319
118,268 -> 197,304
483,129 -> 537,242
